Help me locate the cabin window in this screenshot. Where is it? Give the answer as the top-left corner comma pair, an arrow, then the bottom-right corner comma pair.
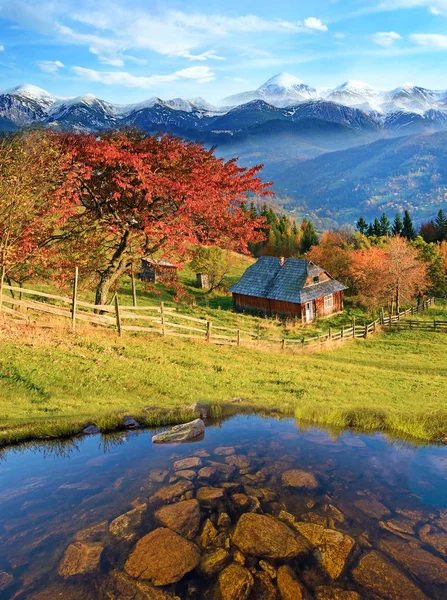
324,294 -> 333,309
313,275 -> 319,284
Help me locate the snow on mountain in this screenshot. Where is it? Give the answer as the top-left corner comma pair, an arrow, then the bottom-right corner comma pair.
326,81 -> 382,109
46,95 -> 117,131
0,83 -> 58,125
4,84 -> 58,106
382,84 -> 444,115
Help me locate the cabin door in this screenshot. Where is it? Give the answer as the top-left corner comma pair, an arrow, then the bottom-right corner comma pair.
305,301 -> 314,322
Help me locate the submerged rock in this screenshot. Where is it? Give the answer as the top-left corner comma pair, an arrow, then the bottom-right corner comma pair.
380,537 -> 447,584
225,455 -> 250,469
152,419 -> 205,444
277,565 -> 312,600
124,528 -> 200,586
199,548 -> 231,577
232,513 -> 308,559
200,518 -> 218,548
196,487 -> 225,504
108,570 -> 181,599
352,550 -> 428,600
155,500 -> 200,540
419,523 -> 447,557
109,504 -> 147,541
250,571 -> 277,600
173,456 -> 202,470
150,480 -> 194,504
82,425 -> 101,435
214,446 -> 235,456
124,416 -> 140,429
217,563 -> 254,600
353,498 -> 391,520
281,469 -> 319,490
0,571 -> 13,592
314,586 -> 361,600
74,521 -> 108,543
58,541 -> 103,578
149,470 -> 169,483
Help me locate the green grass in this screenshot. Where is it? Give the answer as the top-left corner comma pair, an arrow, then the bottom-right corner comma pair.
1,309 -> 447,446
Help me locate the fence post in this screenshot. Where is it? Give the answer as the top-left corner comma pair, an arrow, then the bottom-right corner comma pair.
329,327 -> 332,340
364,323 -> 368,339
380,307 -> 384,325
352,317 -> 355,338
0,265 -> 5,314
237,329 -> 241,347
281,338 -> 285,351
71,266 -> 79,333
131,270 -> 137,307
206,321 -> 212,343
341,326 -> 344,339
161,302 -> 166,336
114,293 -> 122,337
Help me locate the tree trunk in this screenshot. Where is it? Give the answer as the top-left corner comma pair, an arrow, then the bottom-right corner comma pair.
95,231 -> 131,307
395,282 -> 400,315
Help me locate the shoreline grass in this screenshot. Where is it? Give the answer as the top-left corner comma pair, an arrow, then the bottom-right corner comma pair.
1,311 -> 447,447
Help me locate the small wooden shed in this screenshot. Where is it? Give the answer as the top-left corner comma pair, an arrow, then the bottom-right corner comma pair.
140,258 -> 177,283
230,256 -> 347,323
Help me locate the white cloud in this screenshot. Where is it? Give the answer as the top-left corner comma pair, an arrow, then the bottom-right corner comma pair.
410,33 -> 447,48
0,44 -> 4,51
333,33 -> 346,40
175,50 -> 226,61
376,1 -> 447,16
71,65 -> 215,88
37,59 -> 65,73
371,31 -> 402,47
303,17 -> 328,32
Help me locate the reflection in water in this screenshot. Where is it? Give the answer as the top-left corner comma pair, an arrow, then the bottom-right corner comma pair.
0,414 -> 446,600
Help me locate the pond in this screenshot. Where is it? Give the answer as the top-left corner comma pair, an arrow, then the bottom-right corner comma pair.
0,414 -> 446,600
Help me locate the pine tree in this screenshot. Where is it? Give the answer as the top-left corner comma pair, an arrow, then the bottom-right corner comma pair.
392,213 -> 403,236
379,212 -> 391,236
373,218 -> 382,237
356,216 -> 368,235
402,210 -> 416,240
434,209 -> 447,242
366,222 -> 374,237
301,219 -> 319,253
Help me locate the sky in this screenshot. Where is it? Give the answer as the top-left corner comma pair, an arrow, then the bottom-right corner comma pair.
0,0 -> 447,104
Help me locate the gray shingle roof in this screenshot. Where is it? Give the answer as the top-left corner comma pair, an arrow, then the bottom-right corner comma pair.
230,257 -> 347,304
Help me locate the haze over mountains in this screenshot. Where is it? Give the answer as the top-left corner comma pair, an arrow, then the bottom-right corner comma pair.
1,74 -> 446,226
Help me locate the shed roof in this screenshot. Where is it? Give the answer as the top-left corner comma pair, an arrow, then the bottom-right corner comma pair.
230,257 -> 347,304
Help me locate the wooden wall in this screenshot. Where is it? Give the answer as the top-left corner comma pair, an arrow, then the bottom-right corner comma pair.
314,290 -> 343,318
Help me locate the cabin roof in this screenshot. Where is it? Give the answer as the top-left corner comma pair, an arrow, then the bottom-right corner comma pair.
230,256 -> 347,304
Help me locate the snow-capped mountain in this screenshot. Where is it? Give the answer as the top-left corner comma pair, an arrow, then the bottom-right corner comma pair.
0,84 -> 58,125
382,84 -> 443,115
46,95 -> 117,130
222,73 -> 318,108
325,81 -> 382,111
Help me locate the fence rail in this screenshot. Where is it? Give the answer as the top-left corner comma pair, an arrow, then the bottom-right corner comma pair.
0,278 -> 437,353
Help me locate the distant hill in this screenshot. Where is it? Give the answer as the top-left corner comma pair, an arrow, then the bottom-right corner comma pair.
275,131 -> 447,226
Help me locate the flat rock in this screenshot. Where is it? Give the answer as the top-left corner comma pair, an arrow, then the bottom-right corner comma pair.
108,569 -> 181,599
294,522 -> 355,579
225,455 -> 250,468
58,541 -> 103,578
82,425 -> 101,435
281,469 -> 319,490
0,571 -> 13,592
109,504 -> 147,541
259,560 -> 276,579
175,470 -> 196,480
173,457 -> 202,470
74,521 -> 108,543
250,571 -> 277,600
152,419 -> 205,444
214,446 -> 236,456
352,550 -> 428,600
196,486 -> 225,504
155,500 -> 200,540
380,536 -> 447,584
124,416 -> 140,429
199,548 -> 231,577
198,467 -> 216,479
232,513 -> 308,559
419,523 -> 447,557
314,586 -> 361,600
200,518 -> 218,548
188,402 -> 210,419
354,498 -> 391,519
217,563 -> 254,600
149,470 -> 169,483
277,565 -> 312,600
151,480 -> 194,504
124,528 -> 200,586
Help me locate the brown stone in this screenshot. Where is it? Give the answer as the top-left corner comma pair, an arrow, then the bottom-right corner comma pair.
125,528 -> 200,586
294,522 -> 355,579
277,565 -> 312,600
214,446 -> 236,456
155,499 -> 200,540
232,513 -> 308,560
152,419 -> 205,443
250,571 -> 277,600
0,571 -> 13,592
217,512 -> 232,529
198,467 -> 217,479
352,550 -> 428,600
281,469 -> 319,490
354,498 -> 391,519
109,504 -> 147,541
151,480 -> 194,504
149,470 -> 169,483
196,486 -> 225,504
74,520 -> 108,543
217,563 -> 254,600
380,537 -> 447,584
419,523 -> 447,557
173,457 -> 202,470
200,518 -> 218,548
233,549 -> 245,565
175,470 -> 196,480
225,455 -> 250,468
314,586 -> 361,600
28,583 -> 96,600
208,461 -> 235,475
199,549 -> 231,577
259,560 -> 276,579
108,570 -> 181,599
58,542 -> 103,578
232,493 -> 251,509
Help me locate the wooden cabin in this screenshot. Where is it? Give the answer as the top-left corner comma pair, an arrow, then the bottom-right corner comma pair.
140,258 -> 177,283
230,257 -> 347,323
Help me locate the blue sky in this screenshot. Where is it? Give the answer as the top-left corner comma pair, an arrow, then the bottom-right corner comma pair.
1,0 -> 447,103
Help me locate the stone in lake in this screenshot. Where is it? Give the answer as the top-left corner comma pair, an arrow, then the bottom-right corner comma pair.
155,499 -> 200,540
82,425 -> 101,435
124,416 -> 140,429
187,401 -> 210,419
259,560 -> 276,579
380,537 -> 447,585
151,480 -> 194,504
353,498 -> 391,519
124,528 -> 200,586
0,571 -> 13,592
225,455 -> 250,468
152,419 -> 205,443
175,469 -> 196,480
217,563 -> 254,600
294,522 -> 355,579
109,504 -> 147,541
232,513 -> 308,559
352,550 -> 428,600
281,469 -> 319,490
58,541 -> 103,578
314,586 -> 361,600
214,446 -> 236,456
199,548 -> 231,577
251,571 -> 277,600
196,486 -> 225,504
173,456 -> 202,470
108,570 -> 181,599
419,523 -> 447,557
217,512 -> 231,529
74,521 -> 108,543
149,470 -> 169,483
198,466 -> 217,479
200,518 -> 218,548
277,565 -> 312,600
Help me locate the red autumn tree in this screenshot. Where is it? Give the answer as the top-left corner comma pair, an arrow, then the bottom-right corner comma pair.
57,130 -> 271,305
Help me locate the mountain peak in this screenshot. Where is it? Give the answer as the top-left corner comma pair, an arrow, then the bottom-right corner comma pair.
259,73 -> 305,89
335,80 -> 375,92
4,83 -> 57,103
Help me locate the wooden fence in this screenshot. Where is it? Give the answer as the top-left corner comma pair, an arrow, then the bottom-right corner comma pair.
0,276 -> 438,352
379,298 -> 435,325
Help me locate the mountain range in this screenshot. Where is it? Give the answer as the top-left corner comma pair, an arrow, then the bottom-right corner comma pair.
1,74 -> 446,226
